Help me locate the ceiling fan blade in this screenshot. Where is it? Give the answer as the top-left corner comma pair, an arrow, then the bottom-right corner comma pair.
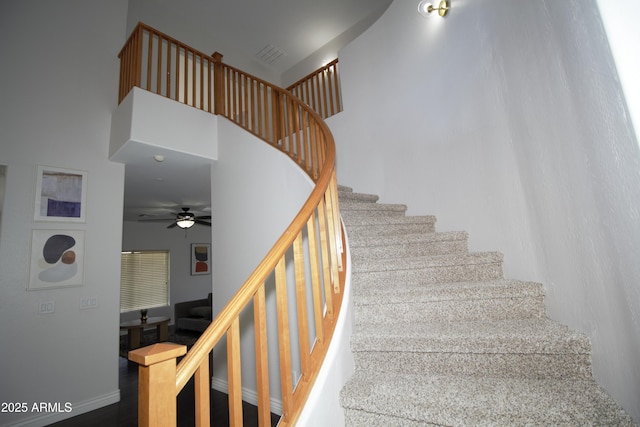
196,215 -> 211,220
167,222 -> 178,229
195,219 -> 211,226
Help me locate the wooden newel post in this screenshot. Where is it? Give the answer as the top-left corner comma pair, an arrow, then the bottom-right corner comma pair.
129,343 -> 187,427
211,51 -> 224,116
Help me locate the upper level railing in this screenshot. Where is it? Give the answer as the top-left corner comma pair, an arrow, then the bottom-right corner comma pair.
119,23 -> 346,426
286,59 -> 342,120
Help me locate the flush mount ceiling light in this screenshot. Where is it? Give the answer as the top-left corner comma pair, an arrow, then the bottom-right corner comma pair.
418,0 -> 450,17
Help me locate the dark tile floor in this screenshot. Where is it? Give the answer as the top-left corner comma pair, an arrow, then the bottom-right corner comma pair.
49,357 -> 280,427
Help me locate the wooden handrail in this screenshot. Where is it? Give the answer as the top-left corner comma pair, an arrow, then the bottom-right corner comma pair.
286,59 -> 342,120
121,23 -> 345,427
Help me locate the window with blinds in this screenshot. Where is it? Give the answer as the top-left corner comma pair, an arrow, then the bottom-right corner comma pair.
120,250 -> 169,312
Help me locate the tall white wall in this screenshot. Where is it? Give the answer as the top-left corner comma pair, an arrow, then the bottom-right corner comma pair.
210,118 -> 313,410
0,1 -> 128,426
329,0 -> 640,421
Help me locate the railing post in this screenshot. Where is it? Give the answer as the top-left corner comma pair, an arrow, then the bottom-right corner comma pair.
212,51 -> 224,115
129,343 -> 187,427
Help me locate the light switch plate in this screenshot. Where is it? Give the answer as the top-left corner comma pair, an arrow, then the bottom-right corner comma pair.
38,301 -> 55,314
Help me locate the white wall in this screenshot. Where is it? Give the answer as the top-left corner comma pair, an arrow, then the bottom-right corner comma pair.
120,221 -> 212,323
329,0 -> 640,421
210,118 -> 313,411
0,1 -> 128,426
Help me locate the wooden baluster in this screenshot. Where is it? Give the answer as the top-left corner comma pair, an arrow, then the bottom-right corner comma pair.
301,110 -> 311,174
134,26 -> 143,92
307,213 -> 325,345
320,68 -> 328,119
199,54 -> 204,110
166,41 -> 172,99
194,357 -> 210,427
157,35 -> 164,95
293,233 -> 311,381
228,318 -> 243,426
192,50 -> 196,108
327,64 -> 336,117
256,82 -> 264,139
333,62 -> 342,114
275,256 -> 293,419
129,343 -> 187,427
253,286 -> 272,426
316,198 -> 334,318
325,175 -> 343,280
310,75 -> 318,119
146,30 -> 153,91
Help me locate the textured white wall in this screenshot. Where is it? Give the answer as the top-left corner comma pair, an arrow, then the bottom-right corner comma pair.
210,118 -> 313,411
0,1 -> 128,425
329,0 -> 640,421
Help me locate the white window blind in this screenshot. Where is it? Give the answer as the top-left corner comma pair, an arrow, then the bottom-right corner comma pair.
120,250 -> 169,312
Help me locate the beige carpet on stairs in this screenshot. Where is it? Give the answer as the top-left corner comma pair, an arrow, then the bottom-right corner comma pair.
337,185 -> 635,426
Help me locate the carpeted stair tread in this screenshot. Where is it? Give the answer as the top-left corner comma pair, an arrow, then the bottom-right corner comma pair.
346,222 -> 437,238
340,200 -> 407,214
348,229 -> 465,247
338,191 -> 379,203
341,213 -> 437,227
353,279 -> 543,304
341,372 -> 635,426
353,251 -> 503,273
352,280 -> 545,322
351,317 -> 591,355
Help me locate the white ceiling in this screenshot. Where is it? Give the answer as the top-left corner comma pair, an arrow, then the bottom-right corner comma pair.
120,0 -> 393,224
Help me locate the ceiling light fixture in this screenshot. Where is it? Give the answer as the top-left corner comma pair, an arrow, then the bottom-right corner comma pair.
176,211 -> 195,229
418,0 -> 450,17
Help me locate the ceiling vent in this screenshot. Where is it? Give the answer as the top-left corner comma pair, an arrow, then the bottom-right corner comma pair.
255,44 -> 286,65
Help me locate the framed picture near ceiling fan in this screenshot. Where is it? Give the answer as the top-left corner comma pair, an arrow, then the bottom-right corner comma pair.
191,243 -> 210,275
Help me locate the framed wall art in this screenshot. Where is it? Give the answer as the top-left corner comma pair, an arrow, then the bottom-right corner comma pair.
28,229 -> 85,290
191,243 -> 211,275
34,165 -> 87,222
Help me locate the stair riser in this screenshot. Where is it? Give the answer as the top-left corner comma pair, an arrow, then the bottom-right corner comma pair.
341,207 -> 406,218
352,352 -> 594,380
354,296 -> 546,323
346,223 -> 436,238
342,215 -> 436,227
338,193 -> 379,203
350,240 -> 468,260
352,262 -> 503,284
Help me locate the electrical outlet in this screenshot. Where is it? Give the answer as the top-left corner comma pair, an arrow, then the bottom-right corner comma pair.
38,301 -> 55,314
80,297 -> 98,309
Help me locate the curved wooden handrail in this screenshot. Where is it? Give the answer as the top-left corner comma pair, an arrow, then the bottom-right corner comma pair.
120,23 -> 345,427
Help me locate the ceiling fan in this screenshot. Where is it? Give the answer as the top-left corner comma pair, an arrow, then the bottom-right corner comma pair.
140,207 -> 211,229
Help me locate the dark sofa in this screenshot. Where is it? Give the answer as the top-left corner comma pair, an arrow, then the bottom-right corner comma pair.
174,293 -> 212,333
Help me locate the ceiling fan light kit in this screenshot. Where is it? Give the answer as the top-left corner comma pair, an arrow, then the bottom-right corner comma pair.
139,207 -> 211,229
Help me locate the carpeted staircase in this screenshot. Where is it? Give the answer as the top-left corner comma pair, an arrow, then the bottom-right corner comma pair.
337,186 -> 635,426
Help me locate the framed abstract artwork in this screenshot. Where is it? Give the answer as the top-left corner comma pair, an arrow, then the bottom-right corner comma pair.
28,229 -> 85,290
191,243 -> 211,275
34,165 -> 87,222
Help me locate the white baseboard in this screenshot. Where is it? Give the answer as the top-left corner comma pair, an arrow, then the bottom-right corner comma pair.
210,377 -> 283,416
3,390 -> 120,427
